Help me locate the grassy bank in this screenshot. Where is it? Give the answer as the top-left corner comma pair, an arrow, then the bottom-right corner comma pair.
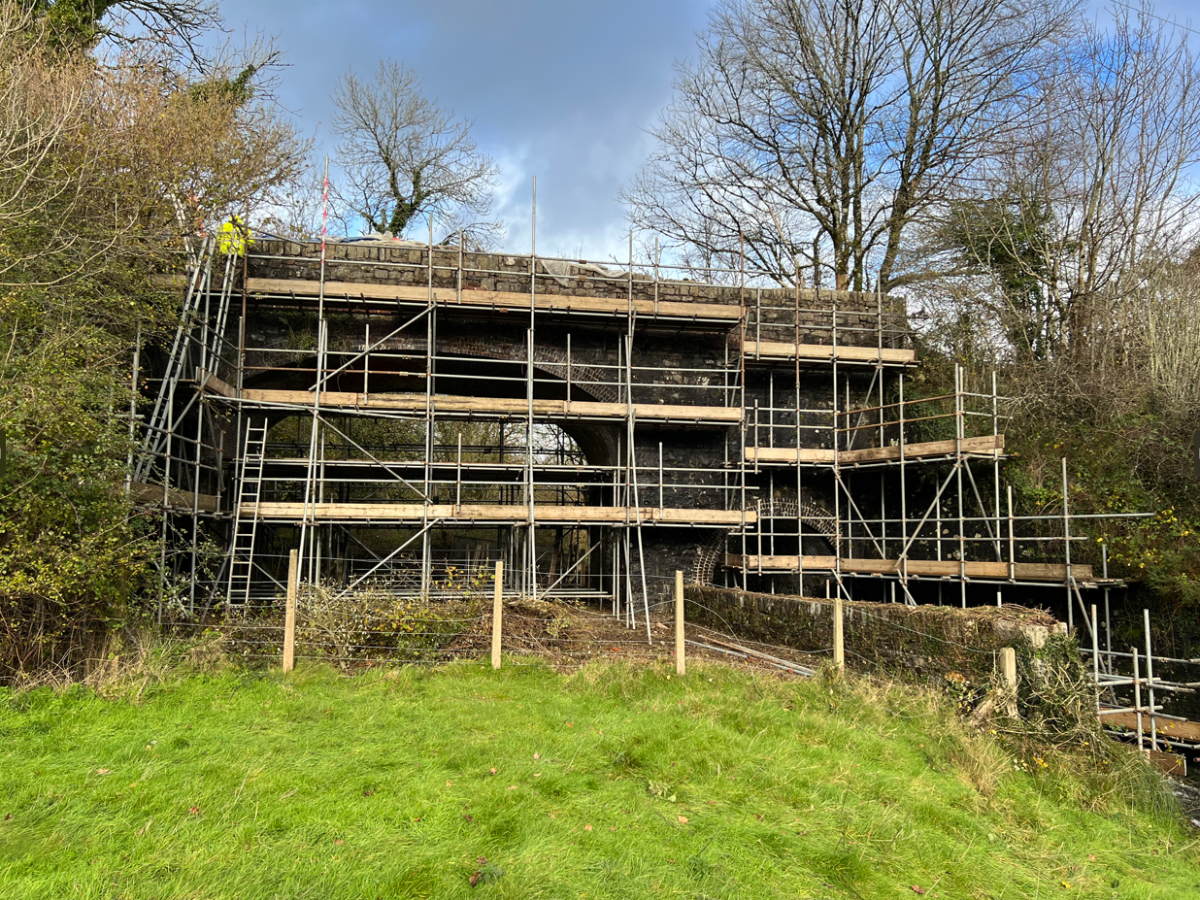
0,657 -> 1195,899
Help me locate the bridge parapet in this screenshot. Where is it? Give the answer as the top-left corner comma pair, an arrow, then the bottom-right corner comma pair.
245,239 -> 909,350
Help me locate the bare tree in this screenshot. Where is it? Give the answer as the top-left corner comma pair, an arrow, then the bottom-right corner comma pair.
623,0 -> 1076,290
0,0 -> 306,676
260,161 -> 334,241
331,60 -> 501,245
939,1 -> 1200,362
23,0 -> 223,67
0,0 -> 305,312
1139,246 -> 1200,406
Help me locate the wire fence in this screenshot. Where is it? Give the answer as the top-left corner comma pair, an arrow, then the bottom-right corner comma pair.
168,566 -> 1028,686
164,564 -> 1199,772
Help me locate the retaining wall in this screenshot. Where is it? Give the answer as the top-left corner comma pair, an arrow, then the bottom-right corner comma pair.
685,585 -> 1066,683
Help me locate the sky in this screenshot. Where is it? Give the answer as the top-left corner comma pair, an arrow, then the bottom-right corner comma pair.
216,0 -> 1199,261
216,0 -> 716,259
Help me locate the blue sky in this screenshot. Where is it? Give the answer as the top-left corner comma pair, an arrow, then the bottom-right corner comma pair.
218,0 -> 1198,260
219,0 -> 715,258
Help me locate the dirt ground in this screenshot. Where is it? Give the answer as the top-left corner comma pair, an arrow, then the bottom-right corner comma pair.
447,597 -> 827,675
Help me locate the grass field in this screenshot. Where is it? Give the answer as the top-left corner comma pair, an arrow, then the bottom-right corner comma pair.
0,656 -> 1196,899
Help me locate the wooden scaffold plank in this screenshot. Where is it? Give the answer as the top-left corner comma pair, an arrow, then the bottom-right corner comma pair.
199,372 -> 742,425
724,554 -> 1093,582
129,481 -> 220,513
745,434 -> 1005,465
742,340 -> 916,366
245,501 -> 756,527
207,276 -> 747,323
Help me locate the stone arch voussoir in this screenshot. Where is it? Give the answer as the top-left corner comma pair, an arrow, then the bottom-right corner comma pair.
689,496 -> 838,586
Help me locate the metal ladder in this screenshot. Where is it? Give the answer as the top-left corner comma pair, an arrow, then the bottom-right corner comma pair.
134,237 -> 215,483
226,419 -> 269,607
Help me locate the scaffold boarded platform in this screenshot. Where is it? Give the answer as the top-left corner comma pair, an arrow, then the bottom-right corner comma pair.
1101,711 -> 1200,743
129,481 -> 220,513
724,554 -> 1092,582
200,373 -> 741,425
241,277 -> 744,323
742,340 -> 916,366
247,502 -> 755,526
746,434 -> 1004,465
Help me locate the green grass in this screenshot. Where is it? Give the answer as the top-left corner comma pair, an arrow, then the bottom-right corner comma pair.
0,658 -> 1196,899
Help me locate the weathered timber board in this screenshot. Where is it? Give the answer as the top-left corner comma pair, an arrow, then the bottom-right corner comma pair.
724,554 -> 1093,582
130,481 -> 219,513
200,373 -> 740,424
742,340 -> 916,365
745,434 -> 1004,465
243,502 -> 754,526
1147,749 -> 1187,776
242,277 -> 743,321
1102,711 -> 1200,743
746,447 -> 837,463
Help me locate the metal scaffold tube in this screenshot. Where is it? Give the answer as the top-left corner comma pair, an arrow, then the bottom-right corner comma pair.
137,208 -> 1152,643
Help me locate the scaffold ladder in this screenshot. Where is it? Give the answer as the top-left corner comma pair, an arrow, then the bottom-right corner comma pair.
134,236 -> 215,483
226,419 -> 269,607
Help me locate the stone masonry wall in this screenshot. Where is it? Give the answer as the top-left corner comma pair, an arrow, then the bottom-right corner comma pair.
247,239 -> 904,350
685,585 -> 1065,683
234,241 -> 908,599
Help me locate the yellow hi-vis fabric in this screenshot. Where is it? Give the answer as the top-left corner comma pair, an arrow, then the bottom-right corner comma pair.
218,219 -> 251,256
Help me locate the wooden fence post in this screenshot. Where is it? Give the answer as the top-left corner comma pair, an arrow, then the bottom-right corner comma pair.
675,570 -> 685,676
832,592 -> 845,672
999,647 -> 1018,718
492,560 -> 504,670
282,549 -> 298,673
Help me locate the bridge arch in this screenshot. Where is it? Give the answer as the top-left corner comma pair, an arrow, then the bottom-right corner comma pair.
689,496 -> 837,586
243,328 -> 620,467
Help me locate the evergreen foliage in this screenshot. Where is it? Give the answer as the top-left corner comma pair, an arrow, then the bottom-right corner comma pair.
0,0 -> 303,678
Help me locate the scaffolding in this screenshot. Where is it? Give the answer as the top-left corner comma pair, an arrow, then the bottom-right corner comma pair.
132,225 -> 1142,650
